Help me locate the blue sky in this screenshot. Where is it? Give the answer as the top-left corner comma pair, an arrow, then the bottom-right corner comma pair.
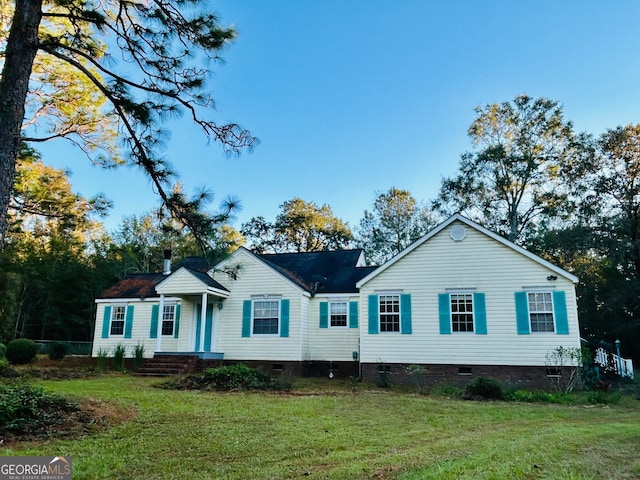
42,1 -> 640,234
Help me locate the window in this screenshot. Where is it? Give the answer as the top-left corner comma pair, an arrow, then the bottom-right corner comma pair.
330,301 -> 348,327
528,292 -> 555,332
110,305 -> 126,336
451,294 -> 474,332
379,295 -> 400,332
161,304 -> 176,336
253,299 -> 279,335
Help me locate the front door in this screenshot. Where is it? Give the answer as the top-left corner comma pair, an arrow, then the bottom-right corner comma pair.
195,304 -> 214,351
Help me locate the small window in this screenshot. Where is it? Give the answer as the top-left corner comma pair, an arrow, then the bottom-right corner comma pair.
161,304 -> 176,336
450,294 -> 474,332
330,301 -> 348,327
110,305 -> 126,336
546,366 -> 561,377
528,292 -> 555,332
253,299 -> 279,335
458,366 -> 473,375
379,295 -> 400,332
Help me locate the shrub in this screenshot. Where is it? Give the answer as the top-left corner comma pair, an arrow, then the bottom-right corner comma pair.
96,348 -> 109,372
49,342 -> 69,361
464,377 -> 505,400
113,344 -> 126,371
133,343 -> 145,370
163,363 -> 286,391
0,342 -> 6,359
0,382 -> 78,435
6,338 -> 39,365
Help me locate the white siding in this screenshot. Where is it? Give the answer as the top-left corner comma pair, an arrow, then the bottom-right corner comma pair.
308,297 -> 360,361
92,300 -> 156,358
213,250 -> 307,361
156,268 -> 210,295
92,298 -> 187,358
359,221 -> 581,366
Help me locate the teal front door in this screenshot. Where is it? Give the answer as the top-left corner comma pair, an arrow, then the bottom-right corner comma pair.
195,304 -> 214,351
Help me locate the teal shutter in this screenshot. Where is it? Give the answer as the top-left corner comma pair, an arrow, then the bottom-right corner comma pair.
101,306 -> 112,339
349,301 -> 358,328
319,302 -> 329,328
124,305 -> 134,338
515,292 -> 530,334
400,294 -> 412,334
150,305 -> 159,338
174,304 -> 181,338
474,293 -> 487,335
438,293 -> 451,334
280,299 -> 290,337
553,291 -> 569,334
368,295 -> 379,334
242,300 -> 251,337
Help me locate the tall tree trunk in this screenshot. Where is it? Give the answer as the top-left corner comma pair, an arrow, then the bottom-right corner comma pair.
0,0 -> 42,249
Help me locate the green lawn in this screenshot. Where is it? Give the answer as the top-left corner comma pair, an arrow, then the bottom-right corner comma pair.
2,376 -> 639,479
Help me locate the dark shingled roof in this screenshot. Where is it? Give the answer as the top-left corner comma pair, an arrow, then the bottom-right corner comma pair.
98,250 -> 375,299
98,260 -> 228,300
257,249 -> 377,294
99,273 -> 166,299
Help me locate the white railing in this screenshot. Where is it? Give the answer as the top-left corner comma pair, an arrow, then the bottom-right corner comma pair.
594,347 -> 634,379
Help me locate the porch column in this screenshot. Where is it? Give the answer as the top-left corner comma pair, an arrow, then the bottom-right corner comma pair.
156,294 -> 165,352
199,293 -> 207,352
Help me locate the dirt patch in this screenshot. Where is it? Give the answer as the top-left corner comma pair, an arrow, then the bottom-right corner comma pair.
0,395 -> 137,446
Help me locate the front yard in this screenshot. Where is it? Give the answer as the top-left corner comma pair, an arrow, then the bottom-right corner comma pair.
2,375 -> 639,479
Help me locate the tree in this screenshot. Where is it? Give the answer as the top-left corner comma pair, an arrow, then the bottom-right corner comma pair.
0,145 -> 110,342
113,203 -> 244,273
241,198 -> 352,253
355,187 -> 436,265
433,95 -> 592,244
0,0 -> 256,250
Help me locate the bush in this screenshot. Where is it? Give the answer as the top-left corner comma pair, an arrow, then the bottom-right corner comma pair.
96,348 -> 109,372
48,342 -> 69,361
6,339 -> 39,365
113,344 -> 126,371
464,377 -> 505,400
0,382 -> 79,435
0,342 -> 6,359
133,343 -> 145,370
163,363 -> 287,391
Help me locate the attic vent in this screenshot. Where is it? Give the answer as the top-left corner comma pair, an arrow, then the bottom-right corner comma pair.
450,225 -> 467,242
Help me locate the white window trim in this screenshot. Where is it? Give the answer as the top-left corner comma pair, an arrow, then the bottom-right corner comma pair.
161,303 -> 176,337
449,293 -> 475,334
110,304 -> 126,337
378,294 -> 401,334
252,297 -> 281,336
526,290 -> 556,333
328,300 -> 349,328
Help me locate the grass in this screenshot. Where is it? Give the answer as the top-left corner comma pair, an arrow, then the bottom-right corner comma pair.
1,376 -> 639,479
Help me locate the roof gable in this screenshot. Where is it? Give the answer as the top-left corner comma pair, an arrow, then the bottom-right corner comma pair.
356,214 -> 578,287
155,266 -> 229,295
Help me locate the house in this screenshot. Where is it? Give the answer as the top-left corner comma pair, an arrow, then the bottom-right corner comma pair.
92,214 -> 581,387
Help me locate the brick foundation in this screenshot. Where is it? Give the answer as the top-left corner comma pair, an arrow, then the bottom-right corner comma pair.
361,363 -> 575,390
193,359 -> 569,390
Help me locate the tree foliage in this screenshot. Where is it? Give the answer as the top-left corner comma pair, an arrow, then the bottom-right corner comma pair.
355,187 -> 436,265
241,198 -> 352,253
0,0 -> 256,250
433,95 -> 592,244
